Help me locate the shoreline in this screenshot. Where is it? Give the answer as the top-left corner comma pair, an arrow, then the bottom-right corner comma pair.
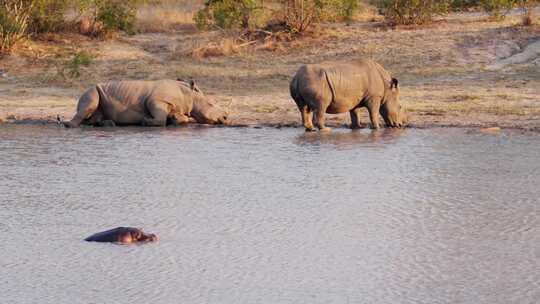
2,112 -> 539,132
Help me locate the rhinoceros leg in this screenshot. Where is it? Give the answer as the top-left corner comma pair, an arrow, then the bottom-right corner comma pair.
83,110 -> 104,126
141,99 -> 169,127
168,113 -> 189,126
314,104 -> 331,132
350,108 -> 363,129
100,120 -> 116,127
300,105 -> 315,132
366,97 -> 382,130
65,87 -> 99,128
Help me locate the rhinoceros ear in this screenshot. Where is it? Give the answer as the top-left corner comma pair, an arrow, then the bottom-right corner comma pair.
189,79 -> 202,93
391,78 -> 399,90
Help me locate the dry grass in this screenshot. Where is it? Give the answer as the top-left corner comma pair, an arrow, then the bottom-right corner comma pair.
189,38 -> 241,59
354,3 -> 383,22
135,0 -> 200,33
254,104 -> 280,113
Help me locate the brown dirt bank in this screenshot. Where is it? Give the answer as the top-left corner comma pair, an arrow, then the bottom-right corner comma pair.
1,12 -> 539,131
2,107 -> 540,132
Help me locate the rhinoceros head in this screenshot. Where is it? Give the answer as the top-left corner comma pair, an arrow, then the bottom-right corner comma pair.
380,78 -> 407,128
192,95 -> 229,125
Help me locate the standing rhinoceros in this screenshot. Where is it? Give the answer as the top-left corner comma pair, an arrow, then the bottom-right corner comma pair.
64,79 -> 228,128
289,59 -> 407,131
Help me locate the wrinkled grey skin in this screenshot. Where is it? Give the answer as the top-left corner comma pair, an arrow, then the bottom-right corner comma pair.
84,227 -> 158,244
290,59 -> 407,131
64,79 -> 228,128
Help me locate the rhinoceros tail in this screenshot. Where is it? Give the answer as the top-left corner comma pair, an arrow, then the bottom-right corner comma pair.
289,74 -> 300,101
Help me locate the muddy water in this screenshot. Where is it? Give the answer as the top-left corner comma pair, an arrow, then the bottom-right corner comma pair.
1,125 -> 539,304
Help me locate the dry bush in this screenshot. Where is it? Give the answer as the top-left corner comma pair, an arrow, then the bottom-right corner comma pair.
372,0 -> 450,25
519,0 -> 537,26
522,13 -> 533,25
193,0 -> 264,30
281,0 -> 319,32
480,0 -> 516,20
77,16 -> 104,36
0,0 -> 31,55
29,0 -> 69,33
354,3 -> 383,22
189,37 -> 240,58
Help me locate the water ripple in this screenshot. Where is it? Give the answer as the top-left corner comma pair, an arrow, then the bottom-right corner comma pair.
1,125 -> 540,304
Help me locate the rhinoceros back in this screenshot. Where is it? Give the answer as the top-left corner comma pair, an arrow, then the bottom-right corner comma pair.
324,60 -> 391,113
101,80 -> 164,106
293,60 -> 390,114
100,80 -> 194,114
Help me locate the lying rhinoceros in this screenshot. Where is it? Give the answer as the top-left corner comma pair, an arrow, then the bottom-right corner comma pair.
64,79 -> 228,127
290,59 -> 407,131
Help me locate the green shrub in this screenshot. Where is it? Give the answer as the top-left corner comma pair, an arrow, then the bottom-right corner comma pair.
62,50 -> 93,78
480,0 -> 516,19
341,0 -> 362,22
28,0 -> 68,33
194,9 -> 211,30
96,0 -> 138,34
317,0 -> 363,22
449,0 -> 480,10
194,0 -> 262,30
75,0 -> 143,35
194,0 -> 363,33
281,0 -> 362,32
372,0 -> 450,25
0,0 -> 31,55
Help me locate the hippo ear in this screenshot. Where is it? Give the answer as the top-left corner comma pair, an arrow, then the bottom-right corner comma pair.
391,78 -> 399,90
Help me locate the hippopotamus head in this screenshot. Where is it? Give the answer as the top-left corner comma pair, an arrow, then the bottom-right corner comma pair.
85,227 -> 158,244
191,95 -> 229,125
380,78 -> 407,128
129,228 -> 158,243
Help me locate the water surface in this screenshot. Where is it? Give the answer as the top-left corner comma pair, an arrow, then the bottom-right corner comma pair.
1,125 -> 539,304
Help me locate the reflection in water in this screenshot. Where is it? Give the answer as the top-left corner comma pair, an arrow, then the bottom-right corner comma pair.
1,125 -> 540,304
294,128 -> 407,149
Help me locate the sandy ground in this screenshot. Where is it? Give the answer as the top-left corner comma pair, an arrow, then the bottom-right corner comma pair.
1,11 -> 539,130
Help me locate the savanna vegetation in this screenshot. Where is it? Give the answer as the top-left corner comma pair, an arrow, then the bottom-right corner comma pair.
0,0 -> 539,129
1,0 -> 538,55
